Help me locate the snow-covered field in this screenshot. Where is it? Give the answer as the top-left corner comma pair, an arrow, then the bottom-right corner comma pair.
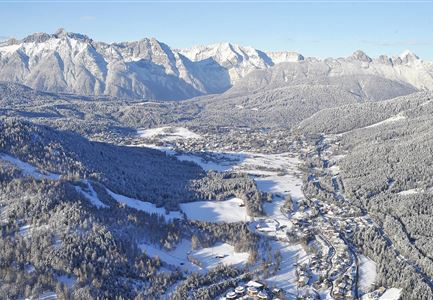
140,239 -> 200,272
0,153 -> 60,180
138,126 -> 201,141
173,150 -> 303,202
140,240 -> 248,273
106,189 -> 182,222
190,243 -> 249,269
358,254 -> 377,295
176,152 -> 244,172
380,288 -> 402,300
180,198 -> 249,223
397,188 -> 422,196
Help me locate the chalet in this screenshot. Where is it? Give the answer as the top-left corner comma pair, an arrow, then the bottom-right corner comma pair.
247,286 -> 259,297
226,291 -> 237,299
257,291 -> 269,300
333,287 -> 345,298
235,286 -> 245,295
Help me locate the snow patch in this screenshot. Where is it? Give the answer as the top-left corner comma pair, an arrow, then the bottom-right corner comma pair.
379,288 -> 402,300
397,188 -> 422,196
364,113 -> 406,129
35,292 -> 57,300
175,151 -> 246,172
0,154 -> 60,180
75,181 -> 109,208
0,44 -> 20,53
106,189 -> 182,222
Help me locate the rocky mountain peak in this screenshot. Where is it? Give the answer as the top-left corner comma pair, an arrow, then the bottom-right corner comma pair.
351,50 -> 372,62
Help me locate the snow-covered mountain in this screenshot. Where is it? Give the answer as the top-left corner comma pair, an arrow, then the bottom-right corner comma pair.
178,43 -> 305,85
230,50 -> 433,96
0,29 -> 432,100
0,29 -> 233,100
0,30 -> 297,100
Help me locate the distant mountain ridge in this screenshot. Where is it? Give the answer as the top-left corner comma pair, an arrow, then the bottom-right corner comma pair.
0,29 -> 432,100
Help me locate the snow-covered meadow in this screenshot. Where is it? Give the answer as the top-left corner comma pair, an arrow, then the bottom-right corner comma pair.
138,126 -> 201,141
190,243 -> 249,269
358,254 -> 377,295
180,198 -> 249,223
140,240 -> 249,273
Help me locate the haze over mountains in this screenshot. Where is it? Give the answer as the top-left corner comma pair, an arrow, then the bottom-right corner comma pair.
1,29 -> 432,101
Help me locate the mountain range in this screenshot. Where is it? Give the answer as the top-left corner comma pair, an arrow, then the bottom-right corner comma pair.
1,29 -> 432,101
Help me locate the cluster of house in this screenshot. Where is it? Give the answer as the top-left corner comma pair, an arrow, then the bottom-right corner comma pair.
295,254 -> 331,290
314,219 -> 355,300
295,290 -> 321,300
219,280 -> 284,300
309,254 -> 332,289
296,264 -> 311,287
146,128 -> 296,154
332,273 -> 355,299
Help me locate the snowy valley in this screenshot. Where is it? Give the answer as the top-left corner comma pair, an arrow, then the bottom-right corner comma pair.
1,23 -> 433,300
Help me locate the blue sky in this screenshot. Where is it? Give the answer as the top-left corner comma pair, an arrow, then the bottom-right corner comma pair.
1,1 -> 433,59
